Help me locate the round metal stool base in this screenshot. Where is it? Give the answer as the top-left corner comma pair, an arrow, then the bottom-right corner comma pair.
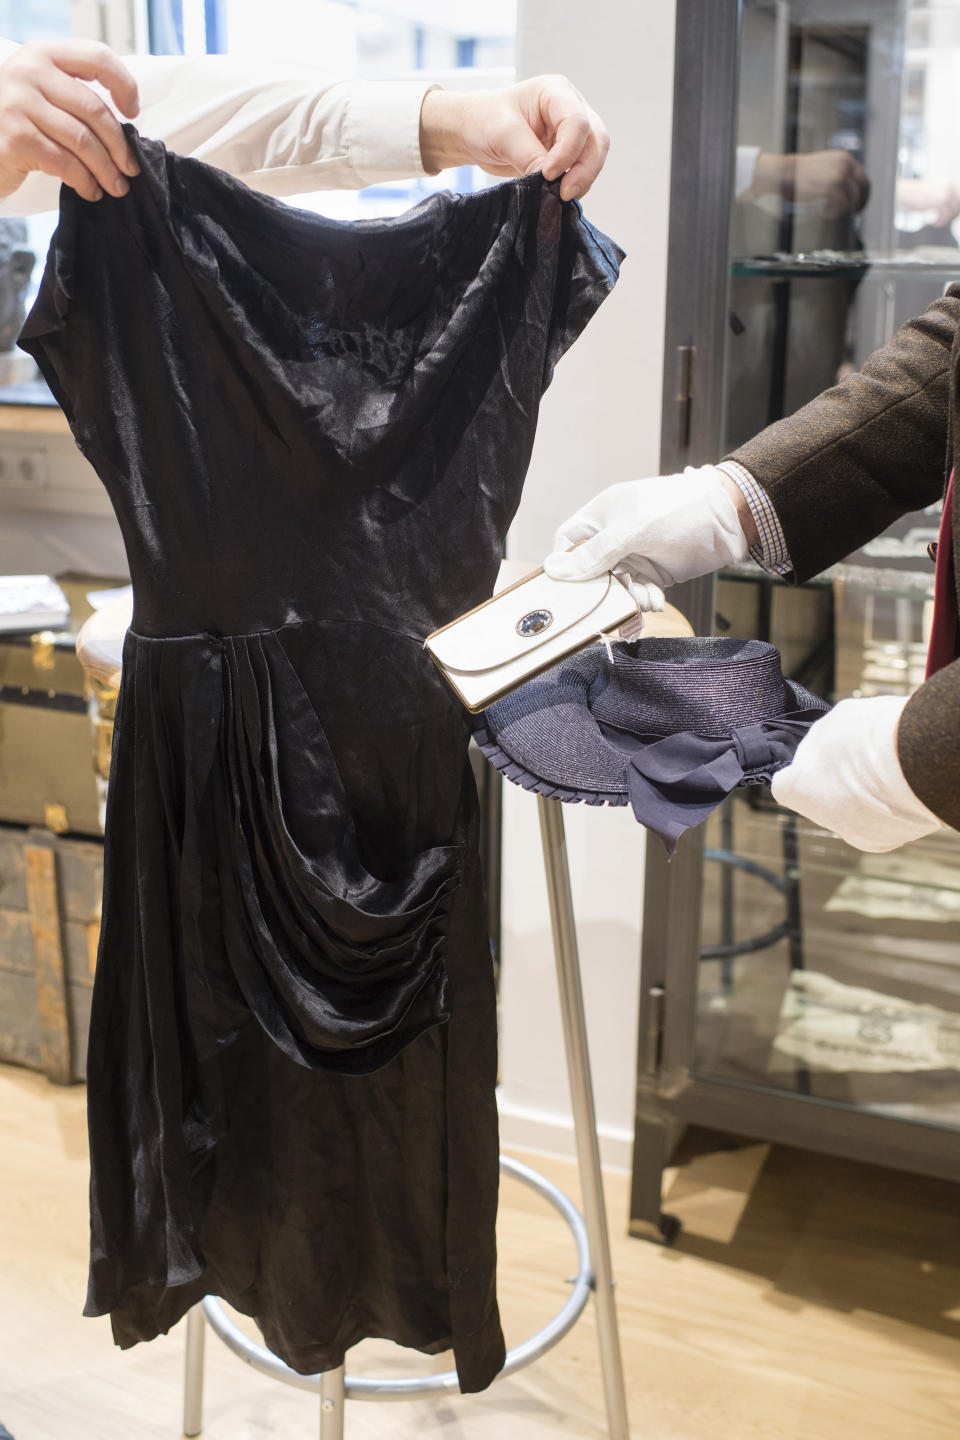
196,1153 -> 591,1402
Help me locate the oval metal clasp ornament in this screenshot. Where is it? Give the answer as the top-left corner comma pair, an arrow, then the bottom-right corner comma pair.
516,608 -> 554,638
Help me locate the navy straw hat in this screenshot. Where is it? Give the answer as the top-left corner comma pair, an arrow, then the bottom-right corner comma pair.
472,637 -> 830,852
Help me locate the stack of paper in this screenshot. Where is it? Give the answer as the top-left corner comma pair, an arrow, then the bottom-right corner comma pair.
0,575 -> 70,633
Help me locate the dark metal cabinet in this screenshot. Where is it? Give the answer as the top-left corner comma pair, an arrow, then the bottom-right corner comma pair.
631,0 -> 960,1240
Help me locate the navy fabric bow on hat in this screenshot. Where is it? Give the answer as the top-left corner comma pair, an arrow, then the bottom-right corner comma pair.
472,637 -> 831,850
624,712 -> 827,853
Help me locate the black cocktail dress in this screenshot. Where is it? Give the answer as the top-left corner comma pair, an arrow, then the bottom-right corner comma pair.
19,129 -> 621,1391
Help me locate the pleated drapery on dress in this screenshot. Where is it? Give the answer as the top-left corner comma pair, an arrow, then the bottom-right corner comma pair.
18,129 -> 622,1392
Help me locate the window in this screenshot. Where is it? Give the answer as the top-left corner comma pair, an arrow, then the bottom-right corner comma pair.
147,0 -> 517,217
0,1 -> 70,44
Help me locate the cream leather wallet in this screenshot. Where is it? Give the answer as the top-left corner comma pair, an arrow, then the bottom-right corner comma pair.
424,567 -> 639,712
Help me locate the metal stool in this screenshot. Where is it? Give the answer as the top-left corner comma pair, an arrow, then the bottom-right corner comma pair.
181,795 -> 631,1439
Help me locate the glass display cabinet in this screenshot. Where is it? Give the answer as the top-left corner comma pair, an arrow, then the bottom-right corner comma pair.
631,0 -> 960,1239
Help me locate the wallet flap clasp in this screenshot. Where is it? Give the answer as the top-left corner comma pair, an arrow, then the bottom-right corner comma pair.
426,570 -> 613,674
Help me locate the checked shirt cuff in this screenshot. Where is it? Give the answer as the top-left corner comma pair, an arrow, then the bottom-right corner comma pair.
716,460 -> 793,576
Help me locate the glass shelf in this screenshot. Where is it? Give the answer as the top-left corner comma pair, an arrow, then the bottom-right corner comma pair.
732,250 -> 960,281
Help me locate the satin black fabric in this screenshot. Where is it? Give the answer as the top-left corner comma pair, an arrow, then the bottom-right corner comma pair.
18,130 -> 622,1390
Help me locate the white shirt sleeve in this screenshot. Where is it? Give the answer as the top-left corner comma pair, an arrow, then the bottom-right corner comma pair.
0,39 -> 436,215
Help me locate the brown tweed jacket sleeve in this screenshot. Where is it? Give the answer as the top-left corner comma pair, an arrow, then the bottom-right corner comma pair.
727,289 -> 959,583
725,286 -> 960,829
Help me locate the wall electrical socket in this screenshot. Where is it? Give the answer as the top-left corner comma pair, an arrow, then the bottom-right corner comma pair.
0,449 -> 50,492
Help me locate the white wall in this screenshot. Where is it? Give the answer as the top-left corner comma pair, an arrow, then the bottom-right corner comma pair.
0,433 -> 126,576
498,0 -> 677,1170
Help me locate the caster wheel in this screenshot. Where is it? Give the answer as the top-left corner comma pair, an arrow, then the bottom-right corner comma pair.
659,1212 -> 682,1245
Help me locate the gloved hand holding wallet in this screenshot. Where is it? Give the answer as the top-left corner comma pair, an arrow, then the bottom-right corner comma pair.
543,463 -> 749,602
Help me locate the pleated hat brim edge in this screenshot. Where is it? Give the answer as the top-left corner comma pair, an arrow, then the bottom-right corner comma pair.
471,675 -> 828,806
471,720 -> 629,808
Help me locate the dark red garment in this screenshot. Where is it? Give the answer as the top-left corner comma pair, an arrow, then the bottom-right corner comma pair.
926,471 -> 959,679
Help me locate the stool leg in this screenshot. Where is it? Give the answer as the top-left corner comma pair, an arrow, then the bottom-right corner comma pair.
319,1365 -> 345,1440
182,1304 -> 206,1438
720,800 -> 735,994
537,797 -> 631,1440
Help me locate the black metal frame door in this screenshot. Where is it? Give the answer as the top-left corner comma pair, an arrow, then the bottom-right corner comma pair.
629,0 -> 742,1242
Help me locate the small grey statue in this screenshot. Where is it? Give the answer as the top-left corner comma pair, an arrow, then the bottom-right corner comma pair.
0,218 -> 36,353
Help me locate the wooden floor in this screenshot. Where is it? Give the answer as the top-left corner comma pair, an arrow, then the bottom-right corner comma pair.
1,1062 -> 958,1440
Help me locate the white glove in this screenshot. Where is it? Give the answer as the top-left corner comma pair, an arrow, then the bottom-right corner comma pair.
771,695 -> 943,852
543,464 -> 749,604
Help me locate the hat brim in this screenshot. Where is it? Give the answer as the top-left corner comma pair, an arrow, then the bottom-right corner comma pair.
471,644 -> 828,812
472,717 -> 630,809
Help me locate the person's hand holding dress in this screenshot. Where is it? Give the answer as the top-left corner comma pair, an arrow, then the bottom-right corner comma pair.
0,39 -> 140,201
419,75 -> 609,201
0,42 -> 610,208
